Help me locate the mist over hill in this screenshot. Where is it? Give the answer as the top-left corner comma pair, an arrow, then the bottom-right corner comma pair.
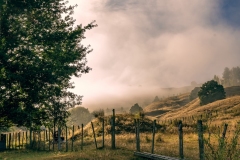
83,84 -> 198,111
144,86 -> 240,119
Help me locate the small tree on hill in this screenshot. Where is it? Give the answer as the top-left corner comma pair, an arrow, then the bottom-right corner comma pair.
198,80 -> 226,105
189,87 -> 201,101
153,96 -> 160,102
130,103 -> 143,114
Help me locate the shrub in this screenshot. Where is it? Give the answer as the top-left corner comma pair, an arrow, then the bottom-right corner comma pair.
92,109 -> 105,120
204,123 -> 240,160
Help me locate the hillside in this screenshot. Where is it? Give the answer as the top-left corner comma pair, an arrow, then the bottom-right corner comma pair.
71,86 -> 240,139
158,95 -> 240,126
73,113 -> 162,139
144,93 -> 190,116
144,86 -> 240,118
225,86 -> 240,97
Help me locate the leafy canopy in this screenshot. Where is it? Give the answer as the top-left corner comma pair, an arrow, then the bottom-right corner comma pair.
0,0 -> 97,128
198,80 -> 226,106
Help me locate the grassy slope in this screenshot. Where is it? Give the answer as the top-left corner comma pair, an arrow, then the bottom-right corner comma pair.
1,86 -> 240,160
144,86 -> 240,119
143,93 -> 190,117
157,86 -> 240,126
159,96 -> 240,119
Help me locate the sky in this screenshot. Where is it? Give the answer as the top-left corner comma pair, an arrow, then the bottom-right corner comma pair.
68,0 -> 240,110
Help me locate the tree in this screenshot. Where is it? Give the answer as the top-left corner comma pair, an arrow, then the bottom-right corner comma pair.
129,103 -> 143,114
231,66 -> 240,86
222,67 -> 231,87
213,75 -> 221,84
153,96 -> 160,102
67,106 -> 93,127
189,87 -> 201,101
198,80 -> 226,105
0,0 -> 97,128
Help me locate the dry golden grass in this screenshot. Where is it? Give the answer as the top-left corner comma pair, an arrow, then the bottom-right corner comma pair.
158,96 -> 240,126
144,93 -> 190,113
2,87 -> 240,159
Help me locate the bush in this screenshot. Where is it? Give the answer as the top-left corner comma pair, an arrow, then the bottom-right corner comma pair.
198,80 -> 226,105
92,109 -> 105,120
204,123 -> 240,160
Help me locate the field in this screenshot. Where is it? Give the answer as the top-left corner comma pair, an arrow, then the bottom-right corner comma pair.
0,132 -> 200,160
1,87 -> 240,160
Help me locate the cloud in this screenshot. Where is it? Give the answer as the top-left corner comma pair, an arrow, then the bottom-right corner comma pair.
68,0 -> 240,110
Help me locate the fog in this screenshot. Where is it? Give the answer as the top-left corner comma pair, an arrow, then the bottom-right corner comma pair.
68,0 -> 240,110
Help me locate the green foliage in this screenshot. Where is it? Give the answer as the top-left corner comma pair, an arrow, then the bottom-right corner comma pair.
0,0 -> 97,128
198,80 -> 226,105
189,87 -> 201,101
204,123 -> 240,160
129,103 -> 143,114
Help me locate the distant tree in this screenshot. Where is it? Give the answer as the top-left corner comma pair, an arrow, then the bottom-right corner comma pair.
67,106 -> 93,126
213,75 -> 221,84
129,103 -> 143,114
189,87 -> 201,101
223,67 -> 231,87
215,66 -> 240,87
198,80 -> 226,105
153,96 -> 160,102
231,67 -> 240,86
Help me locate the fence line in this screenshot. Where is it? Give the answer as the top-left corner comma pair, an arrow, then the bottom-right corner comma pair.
0,109 -> 235,160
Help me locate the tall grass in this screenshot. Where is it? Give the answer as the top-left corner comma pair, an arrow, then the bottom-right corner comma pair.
204,121 -> 240,160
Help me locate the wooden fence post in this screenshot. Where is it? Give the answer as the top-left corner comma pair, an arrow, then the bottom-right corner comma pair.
111,109 -> 116,149
13,132 -> 17,149
134,119 -> 137,150
178,120 -> 184,160
135,119 -> 140,152
30,128 -> 32,149
22,132 -> 24,149
72,125 -> 74,151
26,131 -> 28,148
53,127 -> 55,151
197,120 -> 204,160
91,122 -> 98,149
151,120 -> 156,154
38,131 -> 40,150
58,127 -> 61,151
18,132 -> 20,149
81,124 -> 83,150
43,130 -> 45,151
5,134 -> 7,149
8,133 -> 11,149
66,126 -> 68,152
48,128 -> 51,151
102,118 -> 104,148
